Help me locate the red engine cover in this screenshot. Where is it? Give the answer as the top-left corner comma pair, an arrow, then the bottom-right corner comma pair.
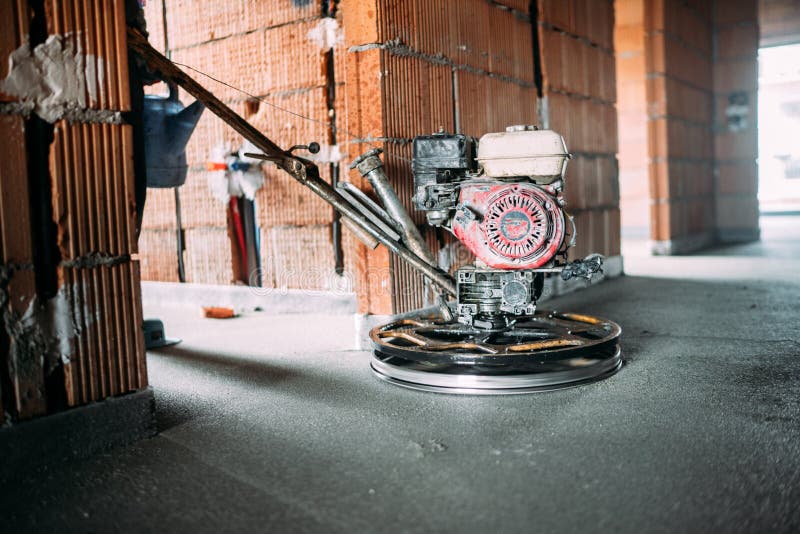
451,182 -> 565,269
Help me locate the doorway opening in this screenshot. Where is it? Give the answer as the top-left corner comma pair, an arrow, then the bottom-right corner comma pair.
757,43 -> 800,214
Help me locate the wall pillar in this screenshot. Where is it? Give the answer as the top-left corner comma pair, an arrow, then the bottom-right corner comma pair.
617,0 -> 761,254
713,0 -> 760,243
615,0 -> 650,237
0,0 -> 148,425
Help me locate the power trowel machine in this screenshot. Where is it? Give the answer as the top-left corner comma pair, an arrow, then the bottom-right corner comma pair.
129,30 -> 622,395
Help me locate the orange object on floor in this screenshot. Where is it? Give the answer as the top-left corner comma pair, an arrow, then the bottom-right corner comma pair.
202,306 -> 237,319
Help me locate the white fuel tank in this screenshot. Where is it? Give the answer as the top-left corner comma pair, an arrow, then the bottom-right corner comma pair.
477,125 -> 570,183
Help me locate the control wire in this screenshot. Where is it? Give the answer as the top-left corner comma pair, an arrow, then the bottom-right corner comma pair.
170,60 -> 426,169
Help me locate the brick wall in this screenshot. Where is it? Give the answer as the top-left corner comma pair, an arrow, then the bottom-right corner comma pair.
140,0 -> 349,290
367,0 -> 542,313
538,0 -> 621,261
713,0 -> 760,243
339,0 -> 620,314
615,0 -> 760,254
645,0 -> 717,254
140,0 -> 621,315
339,2 -> 391,314
615,0 -> 649,236
1,1 -> 146,422
759,0 -> 800,46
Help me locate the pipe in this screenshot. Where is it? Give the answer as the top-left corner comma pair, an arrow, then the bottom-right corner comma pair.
349,149 -> 437,267
289,159 -> 457,296
335,184 -> 401,241
340,216 -> 379,249
331,163 -> 344,275
174,187 -> 186,282
338,181 -> 401,233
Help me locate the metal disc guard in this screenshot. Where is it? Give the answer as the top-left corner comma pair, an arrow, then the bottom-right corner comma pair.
370,310 -> 622,394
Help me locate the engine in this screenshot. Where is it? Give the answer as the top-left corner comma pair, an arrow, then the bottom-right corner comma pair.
451,181 -> 565,270
412,125 -> 593,329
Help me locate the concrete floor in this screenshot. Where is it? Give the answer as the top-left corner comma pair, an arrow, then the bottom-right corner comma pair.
2,217 -> 799,533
